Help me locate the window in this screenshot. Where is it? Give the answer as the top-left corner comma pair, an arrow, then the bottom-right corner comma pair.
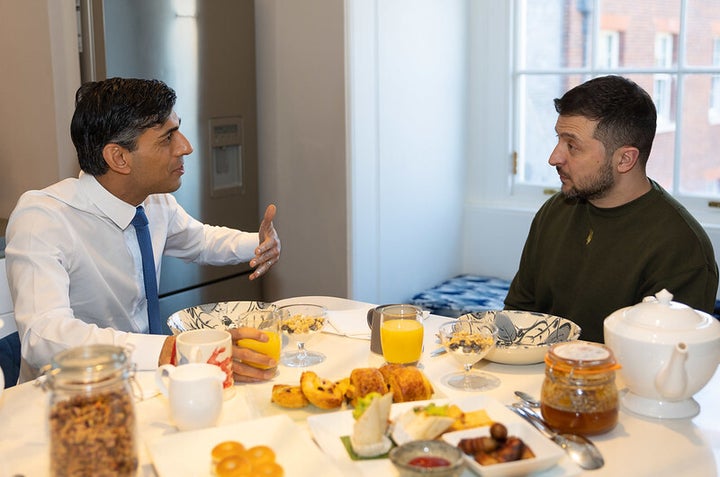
598,30 -> 620,69
710,38 -> 720,124
511,0 -> 720,213
653,33 -> 676,131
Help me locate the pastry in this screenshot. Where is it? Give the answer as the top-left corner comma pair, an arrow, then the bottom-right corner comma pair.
300,371 -> 344,409
211,441 -> 246,466
379,364 -> 434,402
347,368 -> 388,406
270,384 -> 310,409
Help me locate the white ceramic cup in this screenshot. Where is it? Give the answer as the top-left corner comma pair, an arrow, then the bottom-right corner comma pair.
155,363 -> 225,431
175,328 -> 234,398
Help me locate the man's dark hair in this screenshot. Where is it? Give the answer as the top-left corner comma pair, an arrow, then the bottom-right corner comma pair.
70,77 -> 177,175
554,75 -> 657,164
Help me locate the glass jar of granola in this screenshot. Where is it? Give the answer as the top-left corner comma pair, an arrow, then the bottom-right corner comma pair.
41,345 -> 138,477
540,341 -> 620,436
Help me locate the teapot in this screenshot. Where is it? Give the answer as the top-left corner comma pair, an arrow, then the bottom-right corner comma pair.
603,289 -> 720,419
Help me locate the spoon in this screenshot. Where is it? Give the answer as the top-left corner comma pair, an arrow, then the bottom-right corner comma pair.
514,390 -> 541,408
509,402 -> 605,470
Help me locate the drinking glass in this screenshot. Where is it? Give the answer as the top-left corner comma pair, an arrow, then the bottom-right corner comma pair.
438,320 -> 500,391
235,308 -> 282,370
379,304 -> 424,366
278,304 -> 327,367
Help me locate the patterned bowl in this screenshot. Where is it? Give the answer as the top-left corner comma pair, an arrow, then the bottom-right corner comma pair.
166,301 -> 277,335
461,310 -> 581,365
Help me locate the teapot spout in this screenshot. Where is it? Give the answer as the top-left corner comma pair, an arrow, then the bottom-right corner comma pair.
654,342 -> 688,400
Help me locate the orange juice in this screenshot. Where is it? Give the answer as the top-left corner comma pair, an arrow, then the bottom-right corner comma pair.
236,330 -> 281,369
380,319 -> 424,364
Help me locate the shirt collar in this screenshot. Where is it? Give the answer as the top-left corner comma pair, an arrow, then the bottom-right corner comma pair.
78,171 -> 139,229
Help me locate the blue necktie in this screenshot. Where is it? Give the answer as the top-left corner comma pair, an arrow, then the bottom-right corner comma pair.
131,206 -> 163,334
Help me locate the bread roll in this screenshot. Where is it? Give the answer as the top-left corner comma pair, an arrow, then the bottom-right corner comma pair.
379,364 -> 433,403
348,368 -> 388,406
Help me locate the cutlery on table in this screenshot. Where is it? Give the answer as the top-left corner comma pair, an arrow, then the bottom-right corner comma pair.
508,402 -> 605,470
514,390 -> 541,408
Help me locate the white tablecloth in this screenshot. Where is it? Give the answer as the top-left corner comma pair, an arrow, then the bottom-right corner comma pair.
0,296 -> 718,476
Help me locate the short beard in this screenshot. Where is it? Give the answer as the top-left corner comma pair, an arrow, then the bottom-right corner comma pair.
561,157 -> 615,201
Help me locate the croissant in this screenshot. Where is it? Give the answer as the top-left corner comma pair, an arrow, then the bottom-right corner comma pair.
379,364 -> 434,403
347,368 -> 388,406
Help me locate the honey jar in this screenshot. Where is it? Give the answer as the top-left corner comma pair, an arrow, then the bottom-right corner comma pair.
540,341 -> 620,436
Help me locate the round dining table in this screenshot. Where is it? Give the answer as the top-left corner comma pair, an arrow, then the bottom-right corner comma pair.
0,296 -> 718,476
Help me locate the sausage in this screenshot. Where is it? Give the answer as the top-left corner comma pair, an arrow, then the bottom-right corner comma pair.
495,437 -> 525,462
458,436 -> 499,455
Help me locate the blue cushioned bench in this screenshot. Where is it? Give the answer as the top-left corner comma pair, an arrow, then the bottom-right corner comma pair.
411,274 -> 511,318
413,274 -> 720,320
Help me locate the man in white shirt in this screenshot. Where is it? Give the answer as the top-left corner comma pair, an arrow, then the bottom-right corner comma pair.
6,78 -> 281,383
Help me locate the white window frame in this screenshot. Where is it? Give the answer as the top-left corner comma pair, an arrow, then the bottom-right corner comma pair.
710,38 -> 720,124
598,30 -> 620,69
654,33 -> 676,132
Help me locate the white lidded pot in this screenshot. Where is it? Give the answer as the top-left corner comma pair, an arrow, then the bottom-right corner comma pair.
604,289 -> 720,419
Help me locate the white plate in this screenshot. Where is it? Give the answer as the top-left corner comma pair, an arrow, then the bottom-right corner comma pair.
442,422 -> 564,477
147,414 -> 346,477
307,395 -> 578,477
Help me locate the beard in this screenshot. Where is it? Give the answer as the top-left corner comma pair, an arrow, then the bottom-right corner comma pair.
560,158 -> 615,201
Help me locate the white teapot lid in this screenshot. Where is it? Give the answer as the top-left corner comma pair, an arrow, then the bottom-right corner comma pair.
623,289 -> 713,331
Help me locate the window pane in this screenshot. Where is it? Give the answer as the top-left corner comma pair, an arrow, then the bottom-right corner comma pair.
679,75 -> 720,196
516,74 -> 587,186
598,0 -> 680,69
519,0 -> 590,70
685,0 -> 720,66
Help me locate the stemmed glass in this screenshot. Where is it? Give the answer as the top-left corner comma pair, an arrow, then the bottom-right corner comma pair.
278,304 -> 327,367
438,320 -> 500,391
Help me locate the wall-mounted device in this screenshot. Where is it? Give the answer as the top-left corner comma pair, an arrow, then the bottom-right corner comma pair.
209,116 -> 244,197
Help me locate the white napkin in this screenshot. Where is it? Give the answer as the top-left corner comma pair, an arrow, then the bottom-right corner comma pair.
133,370 -> 161,401
323,309 -> 372,340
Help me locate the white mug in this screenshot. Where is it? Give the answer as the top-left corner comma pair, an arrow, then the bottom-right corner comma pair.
175,328 -> 234,398
155,363 -> 225,431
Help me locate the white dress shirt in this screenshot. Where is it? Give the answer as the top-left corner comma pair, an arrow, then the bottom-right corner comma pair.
6,172 -> 259,382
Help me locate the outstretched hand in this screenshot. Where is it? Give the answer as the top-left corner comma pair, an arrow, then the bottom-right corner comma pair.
249,204 -> 281,280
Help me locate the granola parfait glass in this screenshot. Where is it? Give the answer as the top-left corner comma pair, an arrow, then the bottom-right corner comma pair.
438,320 -> 500,391
278,303 -> 327,367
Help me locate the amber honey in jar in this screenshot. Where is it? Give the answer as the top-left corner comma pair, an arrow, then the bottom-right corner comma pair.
540,341 -> 620,436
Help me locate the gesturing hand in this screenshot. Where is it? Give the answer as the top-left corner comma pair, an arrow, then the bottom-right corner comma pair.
249,204 -> 281,280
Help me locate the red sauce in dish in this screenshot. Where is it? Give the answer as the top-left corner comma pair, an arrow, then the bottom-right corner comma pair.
408,456 -> 451,468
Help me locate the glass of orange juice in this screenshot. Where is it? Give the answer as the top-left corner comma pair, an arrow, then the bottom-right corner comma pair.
235,308 -> 281,369
379,304 -> 424,365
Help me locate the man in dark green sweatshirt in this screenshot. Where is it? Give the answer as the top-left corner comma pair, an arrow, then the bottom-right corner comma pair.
504,75 -> 718,343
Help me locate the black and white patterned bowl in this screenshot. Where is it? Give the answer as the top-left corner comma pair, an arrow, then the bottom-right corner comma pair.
166,301 -> 277,335
461,310 -> 581,365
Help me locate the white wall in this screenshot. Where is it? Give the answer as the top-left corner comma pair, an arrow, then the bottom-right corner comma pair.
346,0 -> 468,304
0,0 -> 80,218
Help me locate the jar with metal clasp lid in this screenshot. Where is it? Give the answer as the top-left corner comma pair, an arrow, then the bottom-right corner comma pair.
540,341 -> 621,436
39,345 -> 139,477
